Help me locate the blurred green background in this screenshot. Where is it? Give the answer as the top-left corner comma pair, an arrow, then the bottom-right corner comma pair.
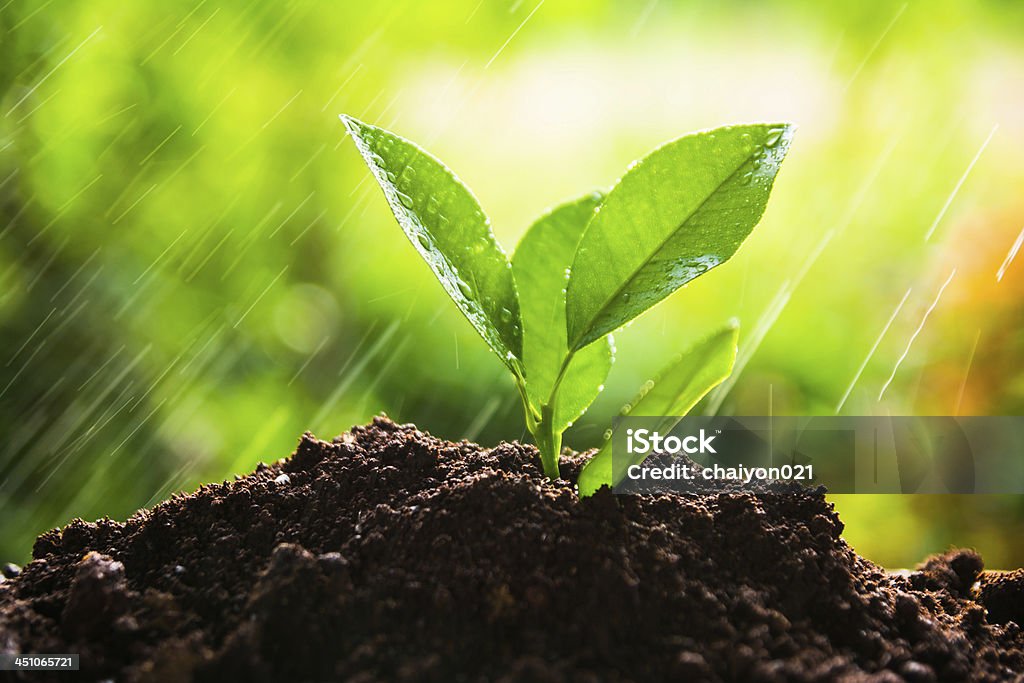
1,0 -> 1023,568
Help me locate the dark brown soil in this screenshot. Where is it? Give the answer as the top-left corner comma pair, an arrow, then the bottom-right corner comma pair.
1,417 -> 1022,682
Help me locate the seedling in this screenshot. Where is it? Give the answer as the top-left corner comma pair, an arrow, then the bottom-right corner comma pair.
341,114 -> 792,493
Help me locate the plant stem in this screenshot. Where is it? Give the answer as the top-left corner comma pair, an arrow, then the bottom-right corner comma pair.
516,351 -> 577,479
547,351 -> 575,404
514,374 -> 541,429
534,403 -> 562,479
533,351 -> 577,480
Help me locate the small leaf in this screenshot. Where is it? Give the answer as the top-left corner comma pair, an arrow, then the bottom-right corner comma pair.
577,322 -> 739,496
566,124 -> 793,351
512,193 -> 613,431
341,115 -> 523,372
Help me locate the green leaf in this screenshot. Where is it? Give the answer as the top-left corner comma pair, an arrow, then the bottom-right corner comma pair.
341,115 -> 523,373
577,322 -> 739,497
566,124 -> 793,351
512,193 -> 613,431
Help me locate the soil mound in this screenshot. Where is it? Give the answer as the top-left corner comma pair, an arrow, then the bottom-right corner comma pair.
1,417 -> 1022,681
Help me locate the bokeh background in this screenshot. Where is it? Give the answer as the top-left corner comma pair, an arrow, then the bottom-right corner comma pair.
1,0 -> 1022,567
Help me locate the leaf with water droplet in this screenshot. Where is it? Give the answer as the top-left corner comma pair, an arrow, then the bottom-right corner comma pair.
566,123 -> 793,351
512,192 -> 613,432
764,127 -> 785,148
577,322 -> 739,496
341,114 -> 523,372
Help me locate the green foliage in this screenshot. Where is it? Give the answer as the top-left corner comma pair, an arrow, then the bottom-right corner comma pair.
344,115 -> 790,487
566,125 -> 793,351
577,323 -> 740,497
340,115 -> 524,374
512,193 -> 614,464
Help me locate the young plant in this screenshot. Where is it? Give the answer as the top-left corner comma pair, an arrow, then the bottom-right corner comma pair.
340,114 -> 792,492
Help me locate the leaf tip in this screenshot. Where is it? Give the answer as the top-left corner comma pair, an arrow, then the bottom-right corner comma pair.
338,113 -> 365,138
769,122 -> 796,152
